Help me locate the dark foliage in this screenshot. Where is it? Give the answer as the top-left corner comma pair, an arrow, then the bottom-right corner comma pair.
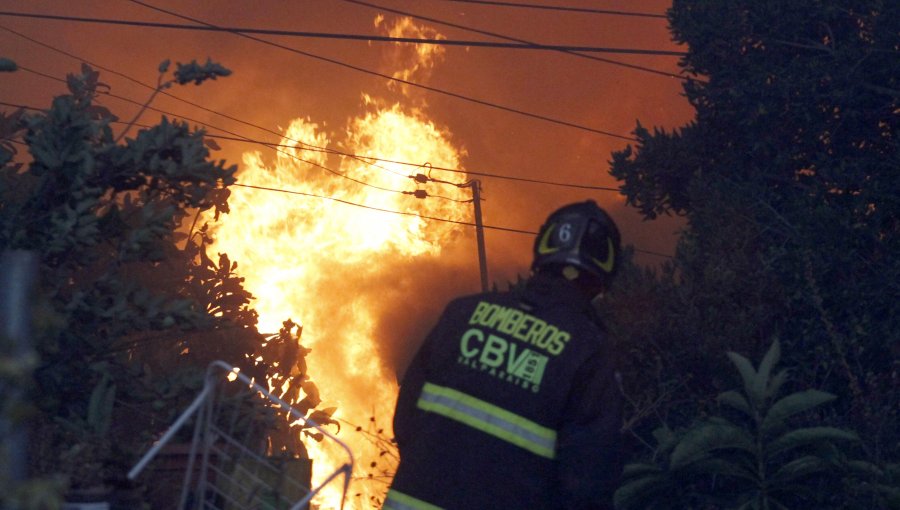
0,62 -> 326,503
603,1 -> 899,507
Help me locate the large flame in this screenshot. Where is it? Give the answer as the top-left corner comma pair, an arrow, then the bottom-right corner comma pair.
209,17 -> 471,509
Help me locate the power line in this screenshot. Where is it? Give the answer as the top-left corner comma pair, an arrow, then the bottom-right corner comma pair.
1,11 -> 638,141
0,24 -> 621,192
203,134 -> 620,191
10,65 -> 467,202
0,101 -> 38,111
432,0 -> 668,19
0,10 -> 684,56
3,55 -> 619,194
0,17 -> 636,184
339,0 -> 695,83
232,183 -> 671,258
6,69 -> 413,197
231,182 -> 531,234
0,23 -> 409,180
126,0 -> 638,141
2,86 -> 470,210
0,100 -> 670,258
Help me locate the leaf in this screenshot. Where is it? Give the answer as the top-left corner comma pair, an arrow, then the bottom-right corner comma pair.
845,460 -> 883,477
158,59 -> 171,73
686,457 -> 757,482
294,396 -> 314,415
753,339 -> 780,401
651,425 -> 678,455
767,427 -> 859,459
765,368 -> 789,400
303,430 -> 324,442
718,390 -> 753,417
86,375 -> 116,436
0,57 -> 17,72
613,474 -> 671,510
670,422 -> 755,469
174,59 -> 232,86
727,351 -> 759,404
85,105 -> 117,121
761,390 -> 836,437
301,380 -> 320,407
204,138 -> 221,151
621,462 -> 663,479
770,455 -> 828,485
306,407 -> 340,433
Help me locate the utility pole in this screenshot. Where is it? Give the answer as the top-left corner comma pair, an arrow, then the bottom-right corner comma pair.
464,180 -> 489,292
415,171 -> 489,291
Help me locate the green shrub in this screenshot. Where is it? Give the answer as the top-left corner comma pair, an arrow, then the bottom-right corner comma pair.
616,340 -> 863,509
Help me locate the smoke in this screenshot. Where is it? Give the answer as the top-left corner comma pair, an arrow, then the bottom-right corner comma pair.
363,244 -> 484,380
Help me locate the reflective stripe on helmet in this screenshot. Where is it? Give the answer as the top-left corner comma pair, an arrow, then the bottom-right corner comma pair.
383,489 -> 443,510
590,237 -> 616,273
416,382 -> 557,459
537,223 -> 561,254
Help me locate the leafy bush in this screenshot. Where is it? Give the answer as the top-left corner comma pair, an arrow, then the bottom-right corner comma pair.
615,340 -> 863,509
0,60 -> 328,502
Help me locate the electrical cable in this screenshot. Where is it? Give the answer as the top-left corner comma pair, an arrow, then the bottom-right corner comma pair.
2,90 -> 467,209
233,183 -> 672,258
338,0 -> 696,82
1,60 -> 617,195
431,0 -> 668,19
2,66 -> 618,193
195,133 -> 622,191
0,23 -> 626,191
0,23 -> 409,180
12,66 -> 465,204
125,0 -> 638,141
205,133 -> 620,191
0,10 -> 684,55
14,64 -> 413,196
0,99 -> 671,258
231,182 -> 533,235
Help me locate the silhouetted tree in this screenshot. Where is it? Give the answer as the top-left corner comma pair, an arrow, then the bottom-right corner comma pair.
603,1 -> 898,507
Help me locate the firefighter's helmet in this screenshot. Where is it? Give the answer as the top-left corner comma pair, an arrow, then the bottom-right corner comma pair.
532,200 -> 621,287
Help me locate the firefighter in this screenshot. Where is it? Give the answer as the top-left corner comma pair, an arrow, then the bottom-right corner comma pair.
384,200 -> 624,510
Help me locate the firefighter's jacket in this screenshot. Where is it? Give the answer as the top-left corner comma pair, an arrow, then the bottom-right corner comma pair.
385,273 -> 623,510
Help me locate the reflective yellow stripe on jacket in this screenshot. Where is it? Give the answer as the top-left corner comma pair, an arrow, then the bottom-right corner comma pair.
383,489 -> 443,510
416,382 -> 557,459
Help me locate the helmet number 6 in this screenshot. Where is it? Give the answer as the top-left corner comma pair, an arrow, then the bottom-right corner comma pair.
559,223 -> 573,243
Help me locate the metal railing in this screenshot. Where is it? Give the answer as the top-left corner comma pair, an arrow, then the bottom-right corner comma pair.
129,360 -> 354,510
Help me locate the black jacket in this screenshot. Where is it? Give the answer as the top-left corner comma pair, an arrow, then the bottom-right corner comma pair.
386,273 -> 622,510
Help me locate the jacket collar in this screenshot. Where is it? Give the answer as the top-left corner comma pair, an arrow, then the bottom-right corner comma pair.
520,272 -> 597,316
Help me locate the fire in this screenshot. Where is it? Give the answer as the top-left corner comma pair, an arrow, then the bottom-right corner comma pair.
208,17 -> 470,509
375,14 -> 446,96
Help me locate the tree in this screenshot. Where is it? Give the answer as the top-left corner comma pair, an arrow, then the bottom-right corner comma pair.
608,0 -> 899,460
0,61 -> 328,504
